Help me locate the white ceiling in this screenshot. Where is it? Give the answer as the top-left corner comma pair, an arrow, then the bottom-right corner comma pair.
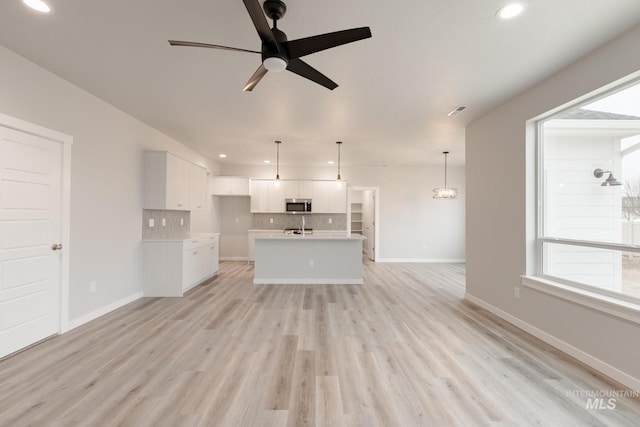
2,1 -> 640,167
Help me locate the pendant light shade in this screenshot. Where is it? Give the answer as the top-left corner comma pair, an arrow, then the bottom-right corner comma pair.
433,151 -> 458,199
275,140 -> 282,180
336,141 -> 343,181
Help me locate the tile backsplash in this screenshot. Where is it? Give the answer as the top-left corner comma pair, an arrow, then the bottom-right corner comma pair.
252,213 -> 346,231
142,209 -> 191,239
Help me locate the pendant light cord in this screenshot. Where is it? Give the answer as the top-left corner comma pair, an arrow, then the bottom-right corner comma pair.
336,141 -> 342,180
444,151 -> 448,188
275,140 -> 281,180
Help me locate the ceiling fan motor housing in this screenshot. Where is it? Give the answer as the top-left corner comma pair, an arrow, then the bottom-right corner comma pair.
263,0 -> 287,20
262,26 -> 289,66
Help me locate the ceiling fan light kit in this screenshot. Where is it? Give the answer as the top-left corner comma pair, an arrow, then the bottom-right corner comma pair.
168,0 -> 372,91
23,0 -> 51,13
263,56 -> 288,72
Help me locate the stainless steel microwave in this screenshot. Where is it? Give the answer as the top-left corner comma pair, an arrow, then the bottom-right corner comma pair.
285,198 -> 312,214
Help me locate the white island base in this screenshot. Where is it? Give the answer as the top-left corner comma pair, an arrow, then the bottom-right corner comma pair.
253,233 -> 366,285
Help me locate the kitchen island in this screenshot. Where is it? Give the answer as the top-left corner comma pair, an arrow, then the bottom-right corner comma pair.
253,232 -> 366,285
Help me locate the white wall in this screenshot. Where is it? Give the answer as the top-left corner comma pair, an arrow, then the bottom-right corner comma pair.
466,24 -> 640,385
0,46 -> 220,323
220,163 -> 466,261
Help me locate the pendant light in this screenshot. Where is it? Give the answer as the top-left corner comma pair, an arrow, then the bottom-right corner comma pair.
433,151 -> 458,199
336,141 -> 343,181
274,140 -> 282,181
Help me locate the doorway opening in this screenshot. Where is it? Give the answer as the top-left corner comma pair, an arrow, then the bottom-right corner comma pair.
349,186 -> 379,261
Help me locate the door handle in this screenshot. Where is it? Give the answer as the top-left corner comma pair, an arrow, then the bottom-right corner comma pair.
51,243 -> 62,251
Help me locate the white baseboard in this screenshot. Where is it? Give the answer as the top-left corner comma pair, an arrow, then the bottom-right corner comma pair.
464,293 -> 640,393
63,291 -> 143,333
254,279 -> 363,285
220,256 -> 248,261
376,258 -> 466,263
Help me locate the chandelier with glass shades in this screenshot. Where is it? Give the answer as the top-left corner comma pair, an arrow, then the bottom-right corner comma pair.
433,151 -> 458,199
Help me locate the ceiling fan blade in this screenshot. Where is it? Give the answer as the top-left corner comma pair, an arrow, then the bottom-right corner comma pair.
168,40 -> 261,54
284,27 -> 372,59
243,64 -> 268,92
286,58 -> 337,90
242,0 -> 279,53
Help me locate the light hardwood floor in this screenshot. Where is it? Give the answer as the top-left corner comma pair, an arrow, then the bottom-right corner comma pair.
1,261 -> 640,426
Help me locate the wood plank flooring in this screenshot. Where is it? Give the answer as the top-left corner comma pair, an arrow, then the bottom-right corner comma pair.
1,261 -> 640,426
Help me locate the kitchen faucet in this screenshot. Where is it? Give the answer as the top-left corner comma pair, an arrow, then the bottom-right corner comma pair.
300,215 -> 305,236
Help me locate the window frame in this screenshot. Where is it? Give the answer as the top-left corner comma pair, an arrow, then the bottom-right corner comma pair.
530,78 -> 640,309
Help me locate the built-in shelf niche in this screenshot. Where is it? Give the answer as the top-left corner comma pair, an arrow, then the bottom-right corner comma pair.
351,202 -> 362,234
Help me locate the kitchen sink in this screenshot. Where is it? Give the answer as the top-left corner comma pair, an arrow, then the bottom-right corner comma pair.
283,228 -> 313,235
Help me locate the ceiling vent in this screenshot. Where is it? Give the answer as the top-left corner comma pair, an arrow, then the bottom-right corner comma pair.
447,106 -> 467,117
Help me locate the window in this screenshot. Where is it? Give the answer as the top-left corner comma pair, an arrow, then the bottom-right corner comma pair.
537,80 -> 640,302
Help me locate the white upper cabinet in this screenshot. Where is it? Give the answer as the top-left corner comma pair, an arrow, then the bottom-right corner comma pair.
189,163 -> 208,211
283,180 -> 313,199
330,182 -> 347,213
268,181 -> 285,212
144,151 -> 207,211
250,179 -> 269,212
211,176 -> 250,196
312,181 -> 347,213
250,179 -> 285,212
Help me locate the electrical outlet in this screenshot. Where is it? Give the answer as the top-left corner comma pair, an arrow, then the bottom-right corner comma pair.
90,281 -> 97,293
308,259 -> 314,267
328,218 -> 332,224
514,287 -> 520,299
180,218 -> 184,226
148,218 -> 154,227
162,218 -> 166,226
235,217 -> 240,223
269,218 -> 274,224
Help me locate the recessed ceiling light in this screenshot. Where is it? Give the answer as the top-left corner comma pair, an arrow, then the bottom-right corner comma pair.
264,160 -> 271,164
496,2 -> 525,20
219,154 -> 227,158
22,0 -> 51,13
328,161 -> 335,165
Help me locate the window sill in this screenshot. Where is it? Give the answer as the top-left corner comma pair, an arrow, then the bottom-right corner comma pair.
521,276 -> 640,326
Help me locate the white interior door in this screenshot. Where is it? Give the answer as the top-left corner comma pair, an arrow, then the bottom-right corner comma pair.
362,191 -> 375,261
0,126 -> 62,359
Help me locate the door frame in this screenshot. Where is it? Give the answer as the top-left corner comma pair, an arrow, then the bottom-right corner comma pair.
0,113 -> 72,333
348,186 -> 380,262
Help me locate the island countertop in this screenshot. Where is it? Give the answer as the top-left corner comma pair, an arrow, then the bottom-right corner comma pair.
253,232 -> 365,241
142,232 -> 219,242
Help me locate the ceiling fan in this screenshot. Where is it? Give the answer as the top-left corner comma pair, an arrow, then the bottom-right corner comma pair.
168,0 -> 372,91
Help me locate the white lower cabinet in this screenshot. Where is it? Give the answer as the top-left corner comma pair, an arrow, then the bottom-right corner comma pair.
143,234 -> 219,297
